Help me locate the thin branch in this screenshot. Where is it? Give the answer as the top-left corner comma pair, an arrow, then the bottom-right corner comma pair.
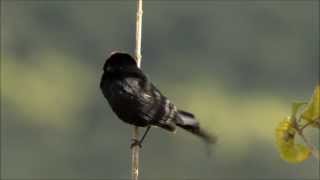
296,128 -> 320,160
132,0 -> 143,180
299,121 -> 314,131
131,126 -> 140,180
135,0 -> 143,67
293,116 -> 320,160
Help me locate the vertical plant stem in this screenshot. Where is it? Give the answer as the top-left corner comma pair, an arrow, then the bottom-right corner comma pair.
132,126 -> 140,180
132,0 -> 143,180
135,0 -> 143,67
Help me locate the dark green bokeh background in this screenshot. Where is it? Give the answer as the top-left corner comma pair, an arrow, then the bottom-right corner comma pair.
1,1 -> 319,179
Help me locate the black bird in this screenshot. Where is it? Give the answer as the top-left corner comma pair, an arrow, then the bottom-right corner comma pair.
100,52 -> 216,147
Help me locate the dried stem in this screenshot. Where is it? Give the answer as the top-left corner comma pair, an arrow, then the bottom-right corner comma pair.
296,130 -> 320,160
132,0 -> 143,180
131,126 -> 140,180
293,117 -> 320,160
299,121 -> 314,131
135,0 -> 143,67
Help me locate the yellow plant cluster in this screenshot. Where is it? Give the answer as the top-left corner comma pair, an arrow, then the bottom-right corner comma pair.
276,117 -> 310,163
275,85 -> 319,163
302,85 -> 320,127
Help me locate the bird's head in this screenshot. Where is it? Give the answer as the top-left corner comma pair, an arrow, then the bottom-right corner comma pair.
103,52 -> 138,73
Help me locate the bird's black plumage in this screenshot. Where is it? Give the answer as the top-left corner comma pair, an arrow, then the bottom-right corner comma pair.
100,52 -> 216,144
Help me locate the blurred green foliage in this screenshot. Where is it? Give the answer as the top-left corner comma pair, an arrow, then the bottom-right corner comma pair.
3,53 -> 93,127
274,85 -> 319,163
1,1 -> 319,179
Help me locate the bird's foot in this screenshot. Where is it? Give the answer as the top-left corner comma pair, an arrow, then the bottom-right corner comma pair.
130,139 -> 142,149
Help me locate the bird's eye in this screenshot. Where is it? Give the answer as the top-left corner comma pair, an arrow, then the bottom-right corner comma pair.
106,66 -> 112,72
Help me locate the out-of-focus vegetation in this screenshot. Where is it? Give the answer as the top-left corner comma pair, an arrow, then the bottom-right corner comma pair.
276,116 -> 311,163
275,85 -> 319,163
1,1 -> 319,179
302,85 -> 320,127
3,53 -> 93,127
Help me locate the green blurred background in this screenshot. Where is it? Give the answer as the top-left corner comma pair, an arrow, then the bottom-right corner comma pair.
1,1 -> 319,179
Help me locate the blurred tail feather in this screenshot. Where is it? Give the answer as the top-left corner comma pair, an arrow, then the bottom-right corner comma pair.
176,110 -> 217,144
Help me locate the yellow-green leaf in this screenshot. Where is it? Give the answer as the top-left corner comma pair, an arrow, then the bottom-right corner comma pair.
279,144 -> 311,163
291,102 -> 307,118
301,85 -> 320,127
275,117 -> 311,163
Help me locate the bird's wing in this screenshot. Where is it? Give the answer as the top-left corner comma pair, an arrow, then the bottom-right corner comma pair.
139,83 -> 177,129
123,76 -> 177,130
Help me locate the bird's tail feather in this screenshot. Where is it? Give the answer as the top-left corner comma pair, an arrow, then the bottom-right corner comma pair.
176,110 -> 217,144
